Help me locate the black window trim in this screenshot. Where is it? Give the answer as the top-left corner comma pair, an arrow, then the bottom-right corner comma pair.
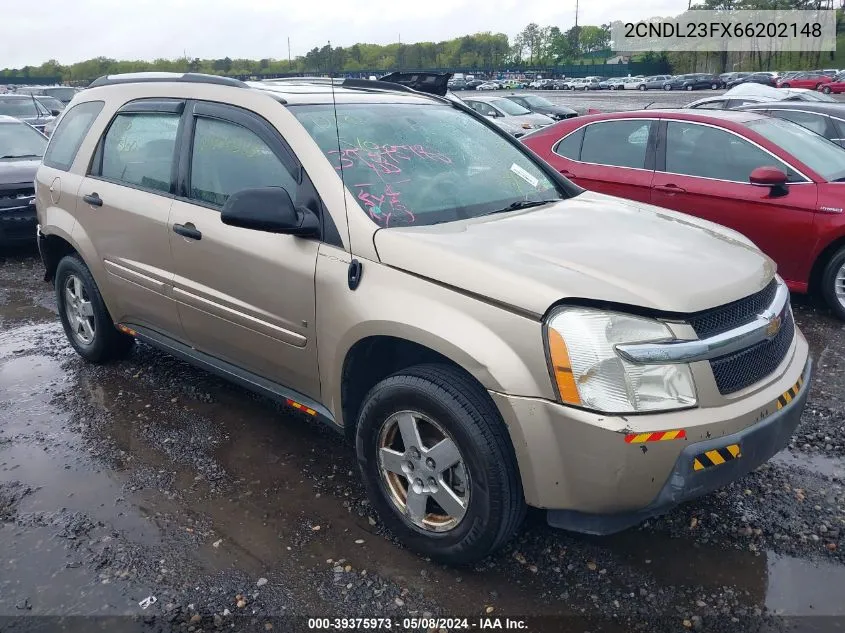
655,118 -> 813,185
43,100 -> 106,172
87,97 -> 186,198
553,118 -> 658,172
749,107 -> 836,141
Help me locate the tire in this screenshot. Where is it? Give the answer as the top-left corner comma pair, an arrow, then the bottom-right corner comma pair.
639,84 -> 646,91
781,83 -> 790,88
355,363 -> 526,564
823,86 -> 832,94
821,247 -> 845,321
55,254 -> 135,363
686,85 -> 693,91
711,83 -> 719,90
664,84 -> 672,91
815,83 -> 823,90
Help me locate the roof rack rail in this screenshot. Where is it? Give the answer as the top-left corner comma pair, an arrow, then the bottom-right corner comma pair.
88,72 -> 249,89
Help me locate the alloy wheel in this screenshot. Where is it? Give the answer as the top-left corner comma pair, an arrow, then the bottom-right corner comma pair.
377,410 -> 470,533
63,273 -> 96,345
836,262 -> 845,311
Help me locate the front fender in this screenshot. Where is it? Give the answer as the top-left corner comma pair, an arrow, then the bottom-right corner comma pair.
314,246 -> 556,426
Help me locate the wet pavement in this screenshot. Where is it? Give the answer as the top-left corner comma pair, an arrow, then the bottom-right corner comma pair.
2,246 -> 845,632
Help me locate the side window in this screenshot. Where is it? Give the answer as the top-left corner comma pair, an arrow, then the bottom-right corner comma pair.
43,101 -> 104,171
832,118 -> 845,144
189,117 -> 296,208
665,122 -> 802,183
581,120 -> 650,168
553,126 -> 585,160
95,112 -> 180,193
768,110 -> 829,137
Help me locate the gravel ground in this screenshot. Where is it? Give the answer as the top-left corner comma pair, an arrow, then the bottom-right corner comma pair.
1,244 -> 845,633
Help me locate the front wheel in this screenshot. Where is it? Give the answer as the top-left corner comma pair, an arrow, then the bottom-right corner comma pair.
823,85 -> 833,94
55,255 -> 135,363
815,83 -> 823,90
686,85 -> 693,91
639,84 -> 646,91
711,83 -> 719,90
355,364 -> 526,564
664,84 -> 672,91
821,247 -> 845,321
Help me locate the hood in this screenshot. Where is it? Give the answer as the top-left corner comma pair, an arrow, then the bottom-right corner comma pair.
508,113 -> 555,126
534,104 -> 577,117
373,191 -> 774,317
0,158 -> 40,185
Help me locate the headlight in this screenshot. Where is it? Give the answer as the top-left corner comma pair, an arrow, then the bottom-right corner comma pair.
546,307 -> 697,413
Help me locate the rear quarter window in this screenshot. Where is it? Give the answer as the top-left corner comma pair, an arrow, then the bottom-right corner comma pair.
43,101 -> 104,171
553,126 -> 585,160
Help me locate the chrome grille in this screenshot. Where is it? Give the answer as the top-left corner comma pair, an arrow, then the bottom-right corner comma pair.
0,183 -> 35,212
710,304 -> 795,395
689,279 -> 778,339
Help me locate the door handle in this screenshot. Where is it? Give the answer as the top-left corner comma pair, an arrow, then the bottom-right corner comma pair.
83,192 -> 103,207
173,222 -> 202,241
559,168 -> 576,177
654,184 -> 686,193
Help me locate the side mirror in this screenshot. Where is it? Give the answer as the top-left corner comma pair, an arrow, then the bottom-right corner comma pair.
221,187 -> 319,237
50,109 -> 61,116
749,166 -> 788,196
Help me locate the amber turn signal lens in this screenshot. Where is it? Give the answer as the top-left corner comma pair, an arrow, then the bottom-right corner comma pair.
547,328 -> 582,405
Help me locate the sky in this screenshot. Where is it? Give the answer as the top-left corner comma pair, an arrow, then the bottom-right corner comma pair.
3,0 -> 686,68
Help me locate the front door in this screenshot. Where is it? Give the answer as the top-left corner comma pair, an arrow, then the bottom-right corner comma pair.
168,101 -> 321,399
651,120 -> 817,287
78,98 -> 184,337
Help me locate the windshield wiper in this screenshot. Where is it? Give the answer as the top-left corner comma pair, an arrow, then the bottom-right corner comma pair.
487,199 -> 554,216
0,153 -> 41,159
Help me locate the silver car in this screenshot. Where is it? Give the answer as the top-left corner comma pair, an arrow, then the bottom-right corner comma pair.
462,96 -> 555,137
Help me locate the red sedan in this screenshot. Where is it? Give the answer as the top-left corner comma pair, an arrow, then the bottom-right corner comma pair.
821,73 -> 845,94
777,72 -> 832,89
522,109 -> 845,318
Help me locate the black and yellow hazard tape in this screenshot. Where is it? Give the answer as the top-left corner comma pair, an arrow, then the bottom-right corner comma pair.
693,444 -> 741,471
777,375 -> 805,410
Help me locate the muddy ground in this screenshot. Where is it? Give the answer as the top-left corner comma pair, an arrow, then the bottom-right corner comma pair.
1,246 -> 844,633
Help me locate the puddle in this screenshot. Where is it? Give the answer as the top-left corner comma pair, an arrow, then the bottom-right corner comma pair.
771,450 -> 844,479
766,553 -> 845,615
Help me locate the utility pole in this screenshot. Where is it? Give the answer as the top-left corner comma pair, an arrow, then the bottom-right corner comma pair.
575,0 -> 579,28
288,37 -> 292,70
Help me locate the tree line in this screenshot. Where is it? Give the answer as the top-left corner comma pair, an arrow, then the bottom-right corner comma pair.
1,24 -> 612,83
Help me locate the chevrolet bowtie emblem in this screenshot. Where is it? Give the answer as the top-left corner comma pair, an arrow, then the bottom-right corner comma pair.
765,313 -> 783,338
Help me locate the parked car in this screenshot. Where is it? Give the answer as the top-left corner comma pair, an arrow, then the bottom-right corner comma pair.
35,72 -> 812,563
621,76 -> 646,90
726,72 -> 778,88
503,94 -> 577,120
600,77 -> 626,90
34,95 -> 65,115
564,78 -> 589,90
663,74 -> 721,91
39,86 -> 80,104
447,78 -> 467,90
584,77 -> 604,90
820,72 -> 845,94
0,94 -> 56,133
523,108 -> 845,318
686,84 -> 837,110
475,82 -> 499,90
551,79 -> 569,90
465,79 -> 484,90
777,73 -> 832,89
719,72 -> 750,87
0,115 -> 47,246
463,96 -> 555,135
638,75 -> 673,90
734,101 -> 845,148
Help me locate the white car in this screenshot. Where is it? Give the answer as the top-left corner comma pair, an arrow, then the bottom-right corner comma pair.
622,77 -> 646,90
566,78 -> 589,90
476,82 -> 499,90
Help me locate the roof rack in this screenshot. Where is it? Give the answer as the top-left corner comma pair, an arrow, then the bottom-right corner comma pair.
88,72 -> 249,89
260,75 -> 429,96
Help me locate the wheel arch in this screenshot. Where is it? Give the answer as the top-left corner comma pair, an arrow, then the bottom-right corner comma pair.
809,233 -> 845,295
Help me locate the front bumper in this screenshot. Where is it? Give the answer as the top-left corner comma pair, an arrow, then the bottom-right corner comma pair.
489,330 -> 811,533
0,207 -> 37,245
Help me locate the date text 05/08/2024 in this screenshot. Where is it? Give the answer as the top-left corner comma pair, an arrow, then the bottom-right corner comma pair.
307,617 -> 529,630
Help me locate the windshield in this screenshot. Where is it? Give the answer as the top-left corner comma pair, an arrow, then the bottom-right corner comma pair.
36,96 -> 64,111
489,98 -> 530,116
746,117 -> 845,182
524,95 -> 553,107
291,103 -> 563,227
0,97 -> 42,117
0,121 -> 47,158
42,88 -> 77,102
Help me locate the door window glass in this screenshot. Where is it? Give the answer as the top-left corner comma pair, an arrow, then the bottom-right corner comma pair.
580,120 -> 650,168
97,112 -> 179,193
665,121 -> 801,183
189,117 -> 296,207
768,110 -> 829,136
553,127 -> 585,159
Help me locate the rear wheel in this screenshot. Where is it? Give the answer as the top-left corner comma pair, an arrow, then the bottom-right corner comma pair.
711,83 -> 719,89
821,247 -> 845,321
664,84 -> 672,91
686,85 -> 693,91
639,84 -> 646,91
823,85 -> 833,94
815,83 -> 823,90
55,255 -> 135,363
355,364 -> 526,564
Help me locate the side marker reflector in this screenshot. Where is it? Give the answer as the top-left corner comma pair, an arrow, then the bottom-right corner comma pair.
625,429 -> 686,443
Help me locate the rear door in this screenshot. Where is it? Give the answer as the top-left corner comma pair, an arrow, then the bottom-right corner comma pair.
78,98 -> 185,337
546,119 -> 656,203
168,100 -> 321,399
650,119 -> 817,286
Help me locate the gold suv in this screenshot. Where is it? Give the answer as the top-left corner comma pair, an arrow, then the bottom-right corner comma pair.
36,73 -> 811,563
